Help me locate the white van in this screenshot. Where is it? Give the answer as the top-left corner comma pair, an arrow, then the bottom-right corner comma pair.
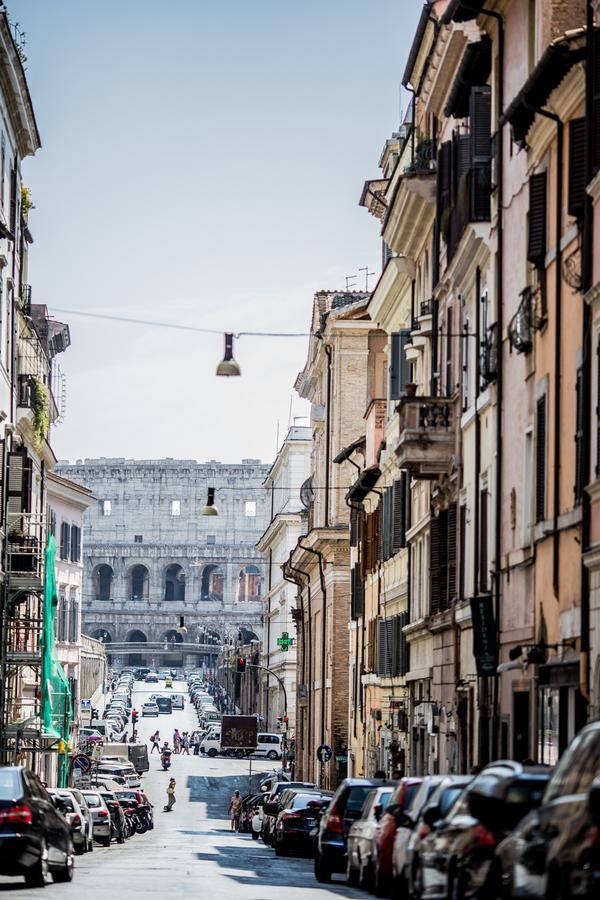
199,731 -> 283,760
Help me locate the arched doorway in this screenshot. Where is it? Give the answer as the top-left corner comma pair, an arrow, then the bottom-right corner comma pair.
93,564 -> 114,602
238,564 -> 262,602
91,628 -> 112,644
201,564 -> 224,601
129,565 -> 149,601
126,628 -> 147,665
162,629 -> 184,667
164,564 -> 185,602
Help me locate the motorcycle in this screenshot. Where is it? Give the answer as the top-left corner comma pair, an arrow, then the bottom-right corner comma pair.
161,749 -> 172,771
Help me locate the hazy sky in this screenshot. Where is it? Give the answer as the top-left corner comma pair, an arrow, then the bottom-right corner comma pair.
10,0 -> 421,465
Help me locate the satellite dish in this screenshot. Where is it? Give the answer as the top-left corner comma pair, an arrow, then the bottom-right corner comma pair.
300,476 -> 315,510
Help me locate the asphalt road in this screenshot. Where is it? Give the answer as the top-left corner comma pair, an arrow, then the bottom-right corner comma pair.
0,680 -> 362,898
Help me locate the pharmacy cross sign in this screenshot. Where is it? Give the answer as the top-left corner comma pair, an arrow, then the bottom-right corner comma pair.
276,632 -> 294,652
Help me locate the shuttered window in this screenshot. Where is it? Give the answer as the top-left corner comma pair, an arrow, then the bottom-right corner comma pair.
376,613 -> 409,677
536,395 -> 547,523
0,439 -> 4,528
527,172 -> 547,267
70,525 -> 81,563
351,563 -> 364,619
593,31 -> 600,175
430,504 -> 457,614
361,511 -> 380,576
437,141 -> 452,219
479,490 -> 489,593
568,117 -> 586,220
7,449 -> 32,526
574,367 -> 585,504
389,330 -> 412,400
391,476 -> 407,554
597,336 -> 600,477
60,522 -> 71,561
469,85 -> 492,221
459,504 -> 467,601
447,502 -> 457,602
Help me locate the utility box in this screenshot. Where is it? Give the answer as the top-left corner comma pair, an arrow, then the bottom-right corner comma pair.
220,715 -> 258,749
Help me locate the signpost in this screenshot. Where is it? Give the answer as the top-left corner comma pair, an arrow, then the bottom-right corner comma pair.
316,743 -> 332,788
276,632 -> 294,652
71,754 -> 92,781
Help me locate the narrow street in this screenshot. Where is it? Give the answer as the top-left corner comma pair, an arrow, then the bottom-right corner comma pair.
0,682 -> 361,898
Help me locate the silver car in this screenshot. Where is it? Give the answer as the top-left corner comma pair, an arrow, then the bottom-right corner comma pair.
80,789 -> 112,847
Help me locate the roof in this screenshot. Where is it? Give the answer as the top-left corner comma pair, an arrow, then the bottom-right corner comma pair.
346,465 -> 381,503
441,1 -> 485,25
333,435 -> 366,465
402,2 -> 437,87
0,13 -> 41,157
444,35 -> 492,118
501,29 -> 589,144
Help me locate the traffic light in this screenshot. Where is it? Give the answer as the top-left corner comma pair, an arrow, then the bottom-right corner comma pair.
236,657 -> 246,673
131,709 -> 138,724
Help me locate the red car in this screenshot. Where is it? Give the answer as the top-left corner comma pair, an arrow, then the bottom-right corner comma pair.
371,777 -> 422,896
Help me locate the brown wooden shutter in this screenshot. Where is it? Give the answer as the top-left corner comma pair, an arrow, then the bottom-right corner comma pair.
7,449 -> 32,525
452,132 -> 471,206
469,85 -> 492,221
527,173 -> 547,267
447,502 -> 458,604
391,479 -> 406,554
536,395 -> 547,523
430,514 -> 442,615
437,141 -> 452,218
479,491 -> 488,593
574,367 -> 585,504
568,117 -> 586,220
459,503 -> 466,601
593,31 -> 600,175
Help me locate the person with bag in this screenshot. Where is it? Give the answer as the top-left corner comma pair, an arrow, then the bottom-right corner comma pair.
164,778 -> 176,812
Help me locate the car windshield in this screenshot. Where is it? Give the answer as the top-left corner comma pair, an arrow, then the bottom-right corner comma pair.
0,770 -> 21,800
57,795 -> 75,811
439,786 -> 466,817
346,786 -> 374,815
379,790 -> 393,812
82,794 -> 101,807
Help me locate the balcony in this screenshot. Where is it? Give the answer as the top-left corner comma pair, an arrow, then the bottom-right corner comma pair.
444,165 -> 491,263
395,396 -> 456,478
6,513 -> 45,592
384,141 -> 437,258
508,286 -> 545,354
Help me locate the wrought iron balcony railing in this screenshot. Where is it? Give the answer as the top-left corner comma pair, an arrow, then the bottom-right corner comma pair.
396,396 -> 456,478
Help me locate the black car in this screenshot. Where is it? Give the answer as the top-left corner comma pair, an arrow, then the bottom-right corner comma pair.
273,792 -> 332,857
494,721 -> 600,899
314,777 -> 389,883
261,781 -> 317,845
414,761 -> 550,899
0,766 -> 74,887
99,791 -> 126,843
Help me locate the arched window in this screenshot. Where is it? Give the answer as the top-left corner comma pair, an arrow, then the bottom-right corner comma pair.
91,628 -> 112,644
201,565 -> 224,601
164,564 -> 185,602
129,565 -> 149,601
126,629 -> 147,643
163,629 -> 183,645
94,564 -> 114,602
238,564 -> 262,602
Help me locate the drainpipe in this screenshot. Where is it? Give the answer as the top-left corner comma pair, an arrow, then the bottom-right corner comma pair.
298,539 -> 327,758
324,345 -> 333,527
265,548 -> 272,730
474,271 -> 482,597
579,0 -> 594,703
284,558 -> 312,763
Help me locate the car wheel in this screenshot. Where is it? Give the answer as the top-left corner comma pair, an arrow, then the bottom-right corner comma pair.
101,836 -> 111,847
267,750 -> 279,760
374,865 -> 389,898
235,749 -> 245,759
75,840 -> 85,856
208,748 -> 218,758
24,840 -> 49,887
88,838 -> 93,853
53,850 -> 74,884
314,854 -> 332,884
275,842 -> 287,857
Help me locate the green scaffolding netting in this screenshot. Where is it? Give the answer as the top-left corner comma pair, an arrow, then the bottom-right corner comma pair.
41,534 -> 72,786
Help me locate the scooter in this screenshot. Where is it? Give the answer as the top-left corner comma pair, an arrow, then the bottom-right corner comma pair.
161,749 -> 172,771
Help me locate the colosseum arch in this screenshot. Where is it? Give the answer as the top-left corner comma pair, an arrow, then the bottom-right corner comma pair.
93,564 -> 114,602
237,564 -> 262,602
90,628 -> 113,644
128,564 -> 149,601
200,564 -> 224,601
164,564 -> 185,602
126,628 -> 147,666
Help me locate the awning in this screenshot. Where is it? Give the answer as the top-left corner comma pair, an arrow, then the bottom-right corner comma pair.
444,36 -> 492,118
346,465 -> 381,504
501,29 -> 588,145
333,435 -> 366,465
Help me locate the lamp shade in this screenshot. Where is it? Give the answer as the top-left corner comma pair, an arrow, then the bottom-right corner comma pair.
201,486 -> 219,516
216,333 -> 241,377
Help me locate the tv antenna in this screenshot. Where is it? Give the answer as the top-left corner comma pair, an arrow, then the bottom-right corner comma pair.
359,266 -> 376,291
345,275 -> 357,290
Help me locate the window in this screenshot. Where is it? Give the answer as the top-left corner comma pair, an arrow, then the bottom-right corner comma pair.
389,330 -> 412,400
48,506 -> 57,537
0,133 -> 5,209
568,117 -> 586,220
206,535 -> 216,545
527,172 -> 547,267
245,500 -> 256,517
574,367 -> 585,504
170,500 -> 181,517
524,429 -> 533,545
59,522 -> 71,561
134,535 -> 143,543
100,500 -> 112,516
535,395 -> 547,523
430,503 -> 457,614
70,525 -> 81,563
479,489 -> 489,593
69,590 -> 79,643
57,590 -> 68,642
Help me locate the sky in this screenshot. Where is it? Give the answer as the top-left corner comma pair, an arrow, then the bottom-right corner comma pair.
10,0 -> 422,465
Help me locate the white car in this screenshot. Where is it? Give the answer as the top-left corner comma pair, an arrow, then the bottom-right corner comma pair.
142,701 -> 159,717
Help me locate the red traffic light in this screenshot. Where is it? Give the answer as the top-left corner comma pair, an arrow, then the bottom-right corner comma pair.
236,657 -> 246,673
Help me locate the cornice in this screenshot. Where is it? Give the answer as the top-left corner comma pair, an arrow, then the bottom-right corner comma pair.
368,257 -> 414,332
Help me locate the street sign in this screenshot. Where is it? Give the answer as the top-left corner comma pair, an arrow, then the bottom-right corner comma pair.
316,744 -> 332,763
276,632 -> 294,652
80,699 -> 91,709
71,754 -> 92,775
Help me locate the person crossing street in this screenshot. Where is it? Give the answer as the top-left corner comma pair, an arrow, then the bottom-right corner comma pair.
164,778 -> 176,812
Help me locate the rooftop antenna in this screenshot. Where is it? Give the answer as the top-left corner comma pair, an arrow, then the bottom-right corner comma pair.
276,420 -> 280,454
288,394 -> 293,429
345,275 -> 357,290
359,266 -> 376,291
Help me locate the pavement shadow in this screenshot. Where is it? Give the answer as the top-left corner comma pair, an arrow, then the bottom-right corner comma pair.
187,774 -> 256,819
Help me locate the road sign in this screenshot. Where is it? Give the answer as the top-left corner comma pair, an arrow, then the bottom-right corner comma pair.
71,754 -> 92,775
276,632 -> 294,652
316,744 -> 332,763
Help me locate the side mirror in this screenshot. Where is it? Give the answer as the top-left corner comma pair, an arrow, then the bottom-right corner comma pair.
422,805 -> 440,829
589,779 -> 600,826
374,803 -> 383,821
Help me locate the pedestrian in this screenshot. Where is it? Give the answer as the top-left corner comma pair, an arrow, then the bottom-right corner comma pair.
164,778 -> 176,812
251,806 -> 262,841
173,729 -> 181,753
150,731 -> 160,754
181,732 -> 190,755
228,790 -> 243,831
193,731 -> 200,756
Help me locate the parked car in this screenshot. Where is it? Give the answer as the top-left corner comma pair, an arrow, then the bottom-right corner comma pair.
97,763 -> 141,789
78,727 -> 104,745
80,788 -> 112,847
262,781 -> 317,845
273,791 -> 332,857
0,767 -> 74,886
494,722 -> 600,899
390,775 -> 447,892
371,777 -> 422,896
315,777 -> 388,884
170,694 -> 185,709
346,785 -> 395,889
142,701 -> 159,717
47,788 -> 90,855
413,761 -> 550,900
405,776 -> 473,899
